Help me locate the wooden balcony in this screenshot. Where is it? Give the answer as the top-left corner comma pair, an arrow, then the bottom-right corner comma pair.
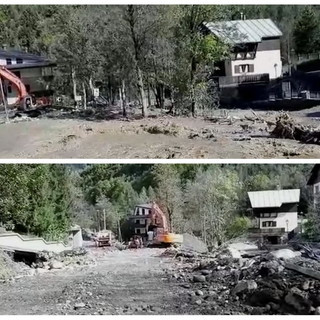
217,73 -> 270,87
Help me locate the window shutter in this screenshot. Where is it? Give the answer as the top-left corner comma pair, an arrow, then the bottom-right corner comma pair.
234,65 -> 240,74
248,64 -> 254,73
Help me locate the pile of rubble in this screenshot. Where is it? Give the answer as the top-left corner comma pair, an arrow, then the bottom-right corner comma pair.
165,245 -> 320,315
32,248 -> 97,273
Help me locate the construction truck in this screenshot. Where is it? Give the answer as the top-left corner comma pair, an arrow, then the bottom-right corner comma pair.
93,230 -> 113,247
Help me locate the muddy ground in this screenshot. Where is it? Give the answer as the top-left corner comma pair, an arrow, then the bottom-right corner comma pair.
1,105 -> 320,159
0,249 -> 186,315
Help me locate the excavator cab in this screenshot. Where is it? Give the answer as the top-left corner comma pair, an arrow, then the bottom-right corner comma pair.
20,95 -> 32,111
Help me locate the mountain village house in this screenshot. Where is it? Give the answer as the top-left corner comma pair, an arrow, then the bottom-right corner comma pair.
204,18 -> 283,103
0,48 -> 56,105
248,189 -> 300,244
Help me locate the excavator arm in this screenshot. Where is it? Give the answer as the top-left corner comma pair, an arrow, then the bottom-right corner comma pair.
0,65 -> 32,110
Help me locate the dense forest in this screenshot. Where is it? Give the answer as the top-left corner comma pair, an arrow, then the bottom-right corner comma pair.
0,5 -> 320,115
0,164 -> 316,246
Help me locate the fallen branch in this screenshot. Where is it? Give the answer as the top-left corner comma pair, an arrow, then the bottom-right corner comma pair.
285,262 -> 320,281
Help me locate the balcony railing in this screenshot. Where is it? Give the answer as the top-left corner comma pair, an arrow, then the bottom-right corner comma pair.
248,227 -> 286,235
217,73 -> 270,87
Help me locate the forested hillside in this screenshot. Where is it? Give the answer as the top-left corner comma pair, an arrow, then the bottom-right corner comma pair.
0,5 -> 319,115
0,164 -> 315,246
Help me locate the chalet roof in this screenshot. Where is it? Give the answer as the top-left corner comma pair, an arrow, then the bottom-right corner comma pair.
0,49 -> 49,62
248,189 -> 300,209
307,164 -> 320,185
6,61 -> 56,70
205,19 -> 282,44
135,203 -> 153,209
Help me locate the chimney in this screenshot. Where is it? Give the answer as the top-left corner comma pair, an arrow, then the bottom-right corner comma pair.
2,44 -> 7,50
276,184 -> 281,190
240,12 -> 244,20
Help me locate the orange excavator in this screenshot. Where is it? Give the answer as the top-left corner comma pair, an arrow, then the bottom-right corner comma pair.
0,65 -> 33,110
145,203 -> 183,246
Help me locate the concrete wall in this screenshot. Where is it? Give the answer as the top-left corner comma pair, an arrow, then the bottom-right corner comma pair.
259,211 -> 298,232
224,39 -> 282,79
0,233 -> 72,253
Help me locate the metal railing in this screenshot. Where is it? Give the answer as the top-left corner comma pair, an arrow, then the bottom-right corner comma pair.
218,73 -> 270,86
248,227 -> 286,235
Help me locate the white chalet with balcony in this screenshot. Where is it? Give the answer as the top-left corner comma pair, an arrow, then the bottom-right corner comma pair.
204,19 -> 283,87
248,189 -> 300,244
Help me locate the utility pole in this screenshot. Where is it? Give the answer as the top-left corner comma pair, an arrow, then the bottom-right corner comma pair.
0,77 -> 9,123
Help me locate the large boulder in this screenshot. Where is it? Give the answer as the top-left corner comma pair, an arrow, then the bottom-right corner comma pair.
271,249 -> 301,260
232,280 -> 258,295
49,260 -> 64,270
284,287 -> 311,313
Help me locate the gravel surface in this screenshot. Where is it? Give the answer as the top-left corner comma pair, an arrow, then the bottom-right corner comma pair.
0,106 -> 320,158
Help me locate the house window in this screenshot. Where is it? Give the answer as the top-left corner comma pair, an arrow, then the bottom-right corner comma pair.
260,212 -> 277,218
142,208 -> 145,215
16,58 -> 23,64
135,220 -> 140,224
25,84 -> 30,93
149,209 -> 152,215
7,86 -> 12,94
234,64 -> 254,74
136,229 -> 141,234
262,221 -> 277,228
315,185 -> 320,194
6,58 -> 12,65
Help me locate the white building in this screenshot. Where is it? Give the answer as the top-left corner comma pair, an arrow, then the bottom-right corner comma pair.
0,49 -> 55,105
248,189 -> 300,243
205,19 -> 283,86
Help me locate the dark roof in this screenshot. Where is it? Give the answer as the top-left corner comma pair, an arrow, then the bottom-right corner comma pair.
205,19 -> 282,44
6,61 -> 56,70
307,164 -> 320,185
0,49 -> 49,62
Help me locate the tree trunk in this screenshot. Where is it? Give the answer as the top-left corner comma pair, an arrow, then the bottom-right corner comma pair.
89,76 -> 94,97
147,81 -> 152,107
71,67 -> 77,108
82,82 -> 87,110
127,5 -> 148,117
136,66 -> 147,117
190,56 -> 197,117
121,80 -> 127,117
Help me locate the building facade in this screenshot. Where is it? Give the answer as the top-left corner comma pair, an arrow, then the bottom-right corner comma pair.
0,49 -> 56,105
248,189 -> 300,243
205,19 -> 283,86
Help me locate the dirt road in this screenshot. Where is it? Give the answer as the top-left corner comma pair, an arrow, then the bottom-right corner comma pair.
0,249 -> 184,315
1,106 -> 320,159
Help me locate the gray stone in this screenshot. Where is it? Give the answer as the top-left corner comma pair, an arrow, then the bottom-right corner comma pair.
232,280 -> 258,295
49,260 -> 64,270
201,270 -> 211,276
195,290 -> 204,296
74,302 -> 86,309
314,307 -> 320,315
195,300 -> 202,305
193,275 -> 206,283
